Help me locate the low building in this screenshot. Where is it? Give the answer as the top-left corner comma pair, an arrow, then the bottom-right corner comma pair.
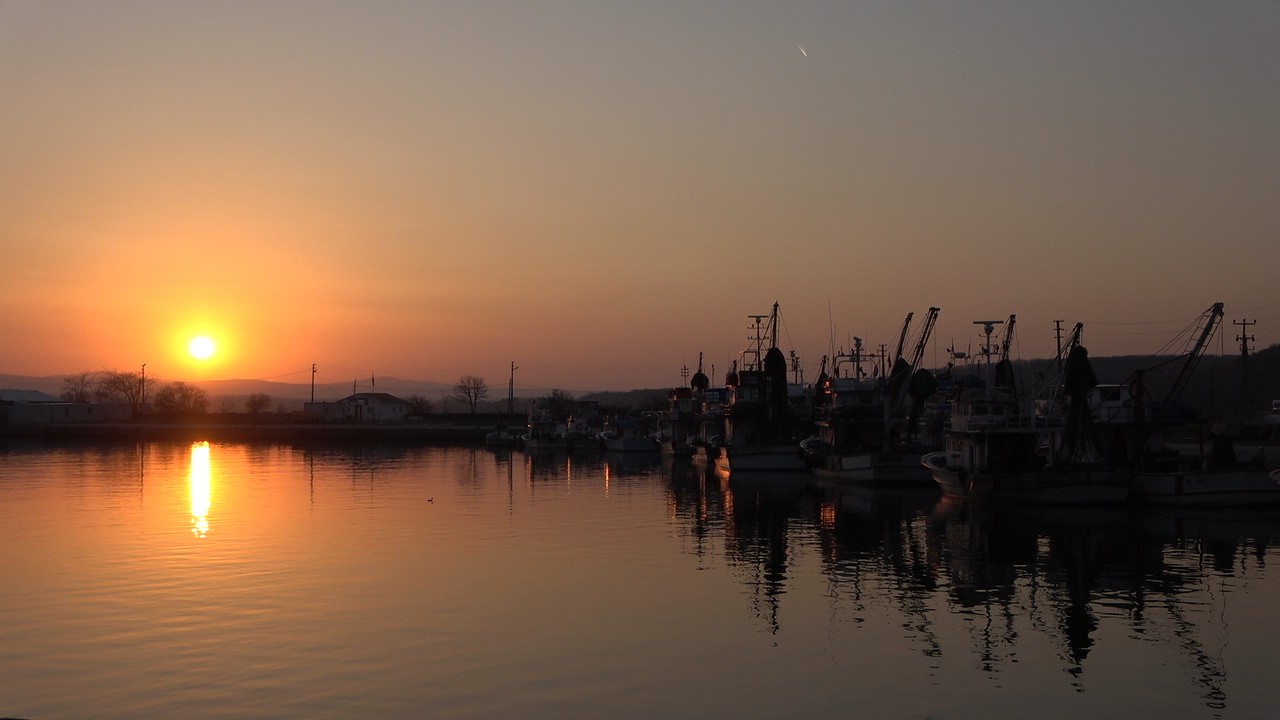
304,393 -> 410,424
1,402 -> 133,425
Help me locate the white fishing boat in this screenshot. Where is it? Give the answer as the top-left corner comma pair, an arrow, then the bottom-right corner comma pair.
1114,303 -> 1280,507
1133,462 -> 1280,506
922,318 -> 1130,504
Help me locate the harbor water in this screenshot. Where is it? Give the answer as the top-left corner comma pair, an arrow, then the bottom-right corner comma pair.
2,442 -> 1278,719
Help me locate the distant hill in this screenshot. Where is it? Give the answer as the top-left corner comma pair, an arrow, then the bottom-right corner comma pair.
5,345 -> 1278,421
0,388 -> 59,402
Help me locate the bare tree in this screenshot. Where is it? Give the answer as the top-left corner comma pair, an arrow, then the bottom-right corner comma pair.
451,375 -> 489,414
245,393 -> 272,416
94,369 -> 151,407
406,394 -> 434,416
539,389 -> 576,416
153,381 -> 209,416
61,371 -> 95,402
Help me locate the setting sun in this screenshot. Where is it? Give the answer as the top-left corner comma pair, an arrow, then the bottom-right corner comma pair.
188,336 -> 217,360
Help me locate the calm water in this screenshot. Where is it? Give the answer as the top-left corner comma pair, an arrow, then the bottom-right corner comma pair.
2,442 -> 1279,719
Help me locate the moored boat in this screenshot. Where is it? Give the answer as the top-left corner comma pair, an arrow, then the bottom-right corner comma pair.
807,309 -> 941,486
1133,463 -> 1280,506
923,317 -> 1129,505
715,303 -> 808,474
1112,303 -> 1280,507
597,415 -> 659,453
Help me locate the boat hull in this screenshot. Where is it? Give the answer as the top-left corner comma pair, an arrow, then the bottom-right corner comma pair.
602,436 -> 659,453
1133,467 -> 1280,506
810,451 -> 934,486
716,443 -> 807,473
922,451 -> 1130,504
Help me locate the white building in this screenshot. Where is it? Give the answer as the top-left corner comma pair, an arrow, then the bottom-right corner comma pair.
304,393 -> 410,423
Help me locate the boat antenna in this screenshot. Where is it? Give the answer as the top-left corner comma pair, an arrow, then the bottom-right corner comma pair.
974,319 -> 1005,379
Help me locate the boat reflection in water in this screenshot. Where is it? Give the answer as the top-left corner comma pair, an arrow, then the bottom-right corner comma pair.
3,444 -> 1280,718
694,461 -> 1279,713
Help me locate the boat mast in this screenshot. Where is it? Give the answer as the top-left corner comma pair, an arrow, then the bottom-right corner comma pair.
507,361 -> 517,416
973,318 -> 1005,390
769,301 -> 779,351
746,312 -> 768,372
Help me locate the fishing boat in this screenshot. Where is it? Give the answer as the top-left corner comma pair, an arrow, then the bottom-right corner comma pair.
597,415 -> 659,453
921,317 -> 1130,504
654,358 -> 709,458
807,308 -> 941,486
1119,303 -> 1280,506
1133,460 -> 1280,506
715,303 -> 808,473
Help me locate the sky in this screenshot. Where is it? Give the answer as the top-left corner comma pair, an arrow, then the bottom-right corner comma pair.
3,1 -> 1278,393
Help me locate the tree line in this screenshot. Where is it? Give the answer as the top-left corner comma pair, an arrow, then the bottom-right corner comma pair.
57,370 -> 655,419
60,370 -> 264,417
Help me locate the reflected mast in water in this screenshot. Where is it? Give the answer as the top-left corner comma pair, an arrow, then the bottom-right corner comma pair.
190,441 -> 211,537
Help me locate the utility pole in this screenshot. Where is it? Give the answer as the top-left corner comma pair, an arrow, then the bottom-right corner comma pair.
1236,318 -> 1256,357
508,361 -> 518,416
311,363 -> 316,403
140,363 -> 146,406
1053,319 -> 1064,374
1235,318 -> 1256,422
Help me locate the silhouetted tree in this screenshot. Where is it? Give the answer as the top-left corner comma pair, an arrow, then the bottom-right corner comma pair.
60,371 -> 94,402
153,381 -> 209,416
245,393 -> 272,416
451,375 -> 489,414
539,389 -> 576,416
94,369 -> 152,407
406,394 -> 434,416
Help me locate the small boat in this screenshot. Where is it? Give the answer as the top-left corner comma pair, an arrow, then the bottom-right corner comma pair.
1133,462 -> 1280,506
484,425 -> 518,448
597,416 -> 658,453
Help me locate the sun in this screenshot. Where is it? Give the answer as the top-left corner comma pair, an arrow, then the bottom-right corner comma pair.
188,336 -> 217,360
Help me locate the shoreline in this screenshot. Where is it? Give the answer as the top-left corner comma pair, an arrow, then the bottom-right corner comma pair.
0,421 -> 492,446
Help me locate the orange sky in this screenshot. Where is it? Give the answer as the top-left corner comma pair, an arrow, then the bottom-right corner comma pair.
2,2 -> 1278,391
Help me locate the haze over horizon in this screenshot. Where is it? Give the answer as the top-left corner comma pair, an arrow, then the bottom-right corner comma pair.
4,2 -> 1277,392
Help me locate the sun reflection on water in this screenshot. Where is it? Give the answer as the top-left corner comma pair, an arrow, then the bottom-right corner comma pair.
189,441 -> 211,537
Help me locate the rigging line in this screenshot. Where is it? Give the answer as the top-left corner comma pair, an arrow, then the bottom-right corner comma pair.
1084,328 -> 1203,337
256,368 -> 313,381
1082,313 -> 1206,326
